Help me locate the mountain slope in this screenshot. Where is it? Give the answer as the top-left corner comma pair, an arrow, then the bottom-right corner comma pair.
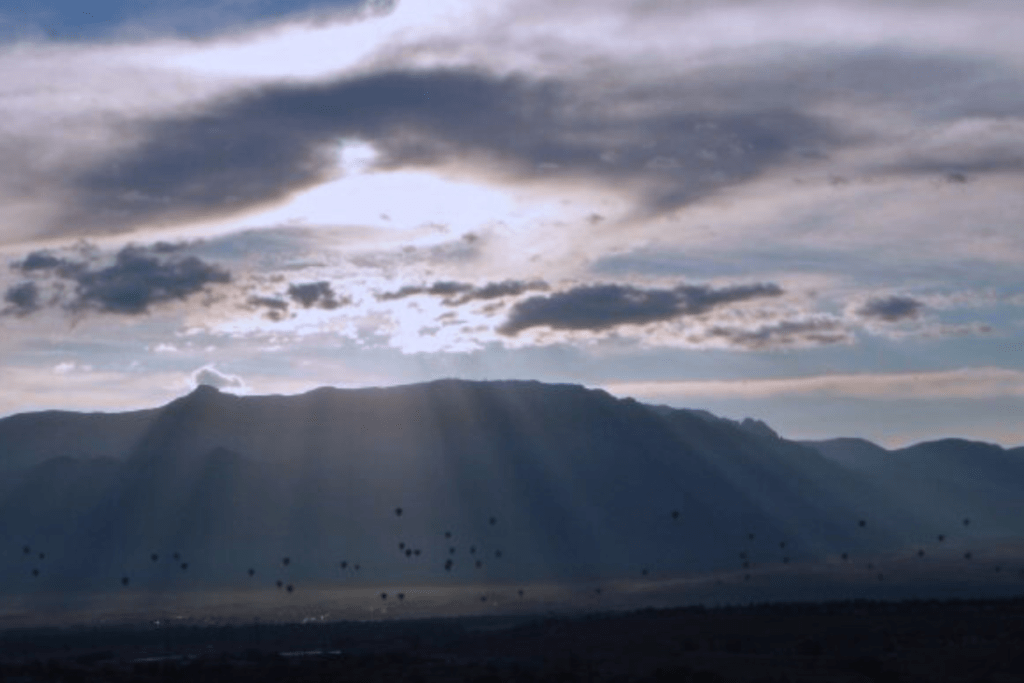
0,380 -> 1021,595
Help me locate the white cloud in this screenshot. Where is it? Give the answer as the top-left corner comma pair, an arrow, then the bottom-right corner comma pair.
188,364 -> 248,393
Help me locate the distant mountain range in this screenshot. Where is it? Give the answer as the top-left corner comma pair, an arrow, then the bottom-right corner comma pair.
0,379 -> 1021,595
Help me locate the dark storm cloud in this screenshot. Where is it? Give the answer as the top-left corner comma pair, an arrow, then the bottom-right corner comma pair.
378,280 -> 473,301
287,281 -> 346,309
247,295 -> 290,321
702,317 -> 851,350
856,295 -> 925,322
12,251 -> 68,272
70,246 -> 231,314
57,66 -> 838,235
378,278 -> 547,304
498,282 -> 783,335
7,243 -> 231,315
3,281 -> 40,315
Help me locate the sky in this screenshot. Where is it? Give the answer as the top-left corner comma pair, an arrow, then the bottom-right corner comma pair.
1,0 -> 1022,447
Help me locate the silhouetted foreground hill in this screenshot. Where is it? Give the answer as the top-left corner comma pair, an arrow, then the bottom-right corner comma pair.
1,380 -> 1022,603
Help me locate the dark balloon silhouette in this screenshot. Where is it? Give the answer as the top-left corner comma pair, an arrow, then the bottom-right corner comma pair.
173,552 -> 180,560
354,564 -> 361,571
340,561 -> 348,569
494,550 -> 502,558
518,589 -> 524,597
38,552 -> 45,560
31,568 -> 39,577
938,534 -> 945,542
489,517 -> 497,525
963,518 -> 970,526
286,584 -> 294,593
121,576 -> 130,586
469,546 -> 476,554
748,533 -> 755,541
282,557 -> 290,566
276,580 -> 283,588
449,547 -> 456,555
671,510 -> 679,520
742,561 -> 750,569
381,592 -> 387,600
180,562 -> 188,571
964,551 -> 973,560
444,531 -> 452,539
444,559 -> 453,571
414,549 -> 421,556
23,545 -> 30,555
641,568 -> 649,576
395,507 -> 403,517
841,553 -> 848,561
480,595 -> 487,602
779,541 -> 786,549
151,553 -> 158,562
405,549 -> 412,557
248,568 -> 255,577
475,560 -> 483,569
398,593 -> 405,601
918,549 -> 925,558
399,542 -> 405,550
595,587 -> 602,595
858,520 -> 866,527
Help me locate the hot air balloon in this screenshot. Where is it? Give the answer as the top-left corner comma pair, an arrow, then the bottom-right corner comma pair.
121,576 -> 130,586
151,554 -> 159,562
395,507 -> 403,517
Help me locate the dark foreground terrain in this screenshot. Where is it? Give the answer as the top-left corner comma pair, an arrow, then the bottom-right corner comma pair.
2,597 -> 1023,682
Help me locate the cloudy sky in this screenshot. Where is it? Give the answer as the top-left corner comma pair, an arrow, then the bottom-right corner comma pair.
1,0 -> 1022,447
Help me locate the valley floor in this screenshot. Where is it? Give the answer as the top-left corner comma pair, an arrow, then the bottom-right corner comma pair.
1,595 -> 1023,682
